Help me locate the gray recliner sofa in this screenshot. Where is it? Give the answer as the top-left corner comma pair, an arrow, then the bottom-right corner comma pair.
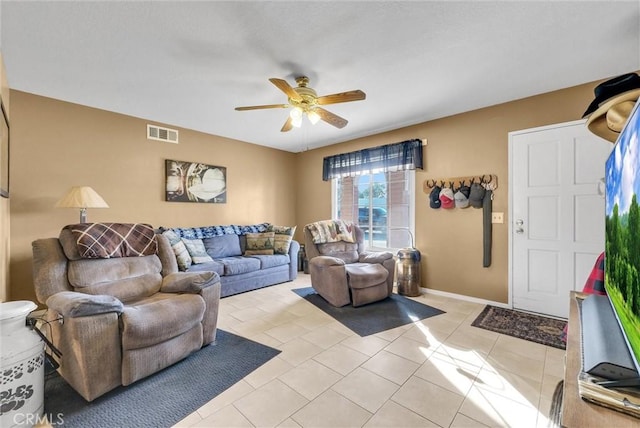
304,221 -> 395,307
32,223 -> 221,401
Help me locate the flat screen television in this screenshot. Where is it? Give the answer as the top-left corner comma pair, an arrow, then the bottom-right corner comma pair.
604,98 -> 640,381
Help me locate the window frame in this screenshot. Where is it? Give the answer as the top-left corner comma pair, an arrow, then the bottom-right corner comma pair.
331,170 -> 415,252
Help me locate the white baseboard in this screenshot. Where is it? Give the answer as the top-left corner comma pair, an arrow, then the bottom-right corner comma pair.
421,287 -> 511,309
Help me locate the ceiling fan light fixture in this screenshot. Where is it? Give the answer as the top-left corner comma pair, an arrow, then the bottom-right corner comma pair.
235,76 -> 365,132
290,106 -> 303,127
289,107 -> 303,120
291,115 -> 303,128
307,110 -> 321,125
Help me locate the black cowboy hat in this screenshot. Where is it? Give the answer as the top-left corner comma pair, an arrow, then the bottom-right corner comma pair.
582,72 -> 640,118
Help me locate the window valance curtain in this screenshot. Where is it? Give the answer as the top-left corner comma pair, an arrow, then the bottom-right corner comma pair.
322,138 -> 423,181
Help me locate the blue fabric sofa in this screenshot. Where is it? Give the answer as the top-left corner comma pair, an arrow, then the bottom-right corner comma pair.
161,224 -> 299,297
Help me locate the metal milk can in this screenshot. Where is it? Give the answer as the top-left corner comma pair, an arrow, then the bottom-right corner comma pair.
396,247 -> 421,297
0,301 -> 44,428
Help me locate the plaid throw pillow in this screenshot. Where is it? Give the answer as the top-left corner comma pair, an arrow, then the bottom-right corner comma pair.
66,223 -> 157,259
583,252 -> 606,295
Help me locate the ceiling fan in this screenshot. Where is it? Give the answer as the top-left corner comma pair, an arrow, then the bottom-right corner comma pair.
235,76 -> 366,132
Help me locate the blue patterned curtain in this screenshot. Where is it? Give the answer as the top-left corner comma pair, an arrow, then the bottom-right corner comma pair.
322,139 -> 423,181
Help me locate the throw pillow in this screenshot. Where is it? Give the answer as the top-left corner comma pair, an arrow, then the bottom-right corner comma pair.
271,225 -> 296,255
162,230 -> 192,271
181,238 -> 214,264
244,231 -> 275,255
203,235 -> 242,258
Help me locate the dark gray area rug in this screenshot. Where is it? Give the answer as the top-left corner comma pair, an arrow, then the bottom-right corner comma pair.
44,330 -> 280,427
471,305 -> 567,349
293,287 -> 445,336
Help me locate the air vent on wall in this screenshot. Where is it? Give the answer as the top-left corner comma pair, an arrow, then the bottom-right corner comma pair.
147,124 -> 179,144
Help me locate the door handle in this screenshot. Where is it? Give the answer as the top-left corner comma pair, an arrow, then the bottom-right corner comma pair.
597,178 -> 605,197
515,219 -> 524,234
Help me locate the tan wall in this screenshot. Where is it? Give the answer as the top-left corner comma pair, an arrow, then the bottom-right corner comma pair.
7,76 -> 612,305
296,81 -> 599,303
9,91 -> 297,303
0,52 -> 9,302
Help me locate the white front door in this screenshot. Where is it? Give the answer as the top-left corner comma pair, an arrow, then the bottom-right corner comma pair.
509,121 -> 612,318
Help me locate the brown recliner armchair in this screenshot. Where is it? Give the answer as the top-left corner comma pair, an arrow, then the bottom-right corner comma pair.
32,223 -> 221,401
304,221 -> 395,307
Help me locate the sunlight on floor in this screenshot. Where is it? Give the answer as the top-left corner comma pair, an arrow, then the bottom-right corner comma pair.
411,297 -> 551,428
180,279 -> 564,427
199,277 -> 564,427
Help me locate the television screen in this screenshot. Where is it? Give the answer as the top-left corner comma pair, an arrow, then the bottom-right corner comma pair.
604,99 -> 640,374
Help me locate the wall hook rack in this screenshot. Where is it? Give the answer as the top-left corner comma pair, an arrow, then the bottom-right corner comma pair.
422,174 -> 498,194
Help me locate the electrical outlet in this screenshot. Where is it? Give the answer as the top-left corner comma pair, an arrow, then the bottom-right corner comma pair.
492,212 -> 504,223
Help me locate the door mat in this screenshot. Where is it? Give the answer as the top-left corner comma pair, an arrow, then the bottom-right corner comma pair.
44,330 -> 280,427
293,287 -> 445,336
471,305 -> 567,349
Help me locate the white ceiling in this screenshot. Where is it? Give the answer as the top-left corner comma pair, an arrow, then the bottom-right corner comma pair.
2,1 -> 639,153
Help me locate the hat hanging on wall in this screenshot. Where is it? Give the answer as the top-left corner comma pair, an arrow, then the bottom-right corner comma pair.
468,183 -> 486,208
429,185 -> 442,209
583,73 -> 640,143
454,185 -> 470,209
439,187 -> 455,209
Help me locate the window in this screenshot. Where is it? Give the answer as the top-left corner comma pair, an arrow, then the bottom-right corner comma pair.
324,138 -> 422,251
333,170 -> 415,251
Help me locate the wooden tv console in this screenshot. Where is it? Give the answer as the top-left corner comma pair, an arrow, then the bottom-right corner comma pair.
561,291 -> 638,427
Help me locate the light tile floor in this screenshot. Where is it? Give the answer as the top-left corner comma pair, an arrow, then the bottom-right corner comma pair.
175,274 -> 565,428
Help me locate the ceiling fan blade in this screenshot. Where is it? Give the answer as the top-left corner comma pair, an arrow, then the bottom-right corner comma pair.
269,78 -> 303,102
235,104 -> 289,111
315,107 -> 348,129
281,116 -> 293,132
316,90 -> 366,105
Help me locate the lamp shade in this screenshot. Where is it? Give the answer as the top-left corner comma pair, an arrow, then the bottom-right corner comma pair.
55,186 -> 109,209
55,186 -> 109,223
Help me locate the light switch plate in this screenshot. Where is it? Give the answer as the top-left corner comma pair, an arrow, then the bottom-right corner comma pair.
492,212 -> 504,223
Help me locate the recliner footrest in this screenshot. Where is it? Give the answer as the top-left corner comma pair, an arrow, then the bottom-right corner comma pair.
345,264 -> 388,289
121,294 -> 205,350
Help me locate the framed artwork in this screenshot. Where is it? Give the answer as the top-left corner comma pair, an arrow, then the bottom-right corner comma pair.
0,101 -> 8,198
165,159 -> 227,203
